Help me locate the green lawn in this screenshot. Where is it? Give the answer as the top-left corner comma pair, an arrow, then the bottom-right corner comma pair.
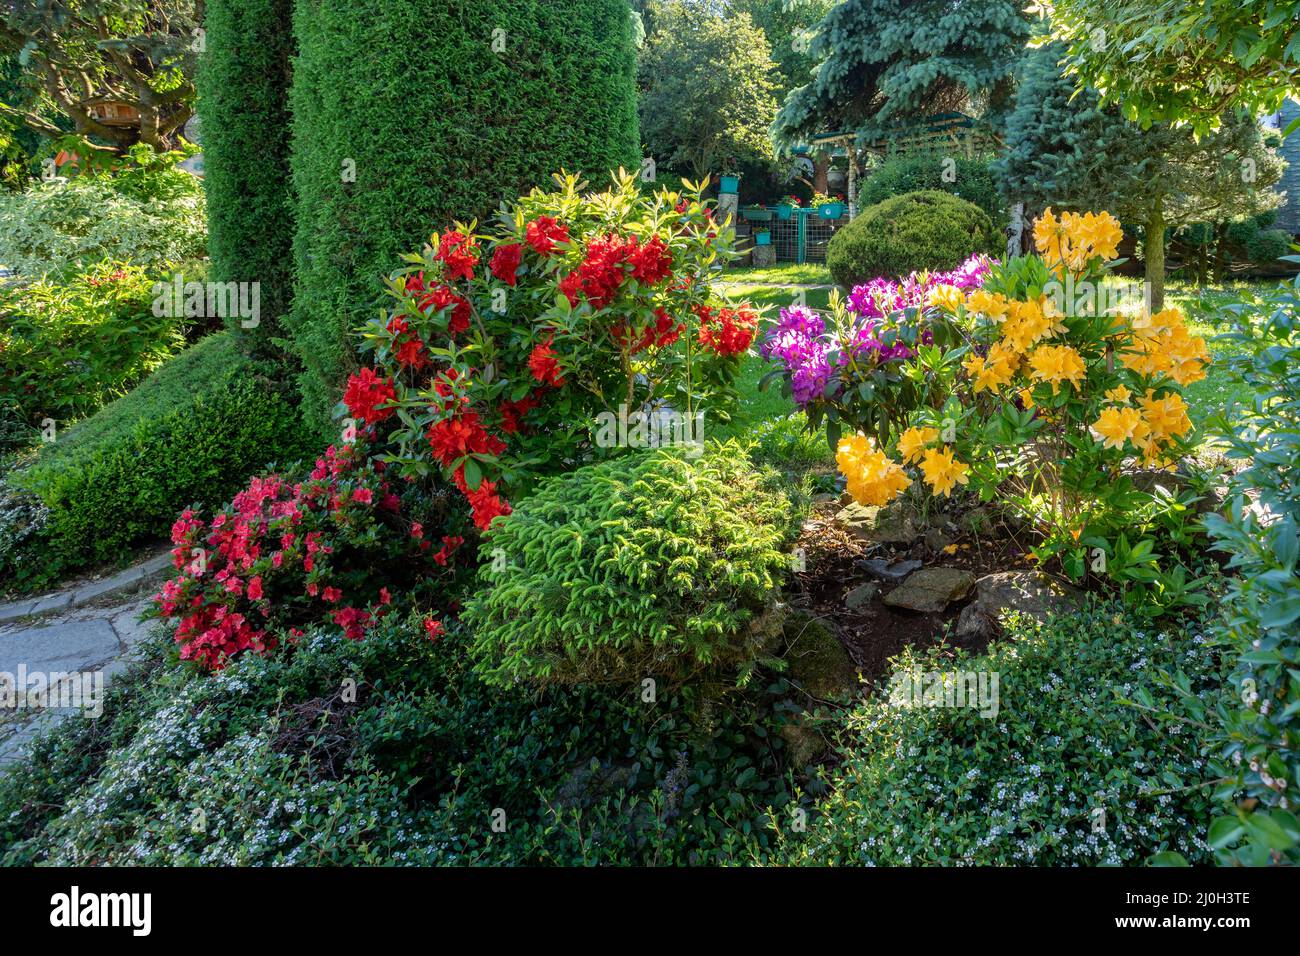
723,262 -> 834,286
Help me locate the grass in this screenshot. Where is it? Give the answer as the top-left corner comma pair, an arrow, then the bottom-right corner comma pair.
722,262 -> 834,286
723,283 -> 833,314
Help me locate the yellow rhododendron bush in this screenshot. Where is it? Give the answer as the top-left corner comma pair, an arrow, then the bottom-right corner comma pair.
835,209 -> 1213,598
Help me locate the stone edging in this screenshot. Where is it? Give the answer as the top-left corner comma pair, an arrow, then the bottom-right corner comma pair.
0,552 -> 172,624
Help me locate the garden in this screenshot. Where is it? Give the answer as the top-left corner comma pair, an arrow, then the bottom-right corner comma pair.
0,0 -> 1297,891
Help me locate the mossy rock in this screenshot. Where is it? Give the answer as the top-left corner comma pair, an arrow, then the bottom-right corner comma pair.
782,610 -> 859,701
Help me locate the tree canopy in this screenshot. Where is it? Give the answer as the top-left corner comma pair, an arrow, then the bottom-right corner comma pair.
771,0 -> 1033,148
1045,0 -> 1300,131
0,0 -> 201,151
638,1 -> 777,177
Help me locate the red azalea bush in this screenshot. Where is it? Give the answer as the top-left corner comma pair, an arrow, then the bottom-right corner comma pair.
348,169 -> 756,529
155,170 -> 758,670
152,441 -> 465,669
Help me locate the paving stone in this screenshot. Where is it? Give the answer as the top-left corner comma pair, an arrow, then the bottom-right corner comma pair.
0,601 -> 37,624
0,619 -> 120,675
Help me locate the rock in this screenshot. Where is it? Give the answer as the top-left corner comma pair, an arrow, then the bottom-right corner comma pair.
782,610 -> 859,700
844,582 -> 879,610
834,500 -> 922,546
883,567 -> 976,613
955,570 -> 1081,640
779,716 -> 828,766
856,557 -> 922,583
924,528 -> 952,554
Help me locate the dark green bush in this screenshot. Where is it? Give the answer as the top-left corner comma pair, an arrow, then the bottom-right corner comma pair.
826,190 -> 1000,288
464,444 -> 805,688
198,0 -> 296,351
4,332 -> 316,589
774,601 -> 1219,866
858,154 -> 1005,225
289,0 -> 640,437
1,612 -> 820,866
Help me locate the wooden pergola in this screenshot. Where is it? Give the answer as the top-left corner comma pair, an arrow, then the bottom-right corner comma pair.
807,112 -> 1002,217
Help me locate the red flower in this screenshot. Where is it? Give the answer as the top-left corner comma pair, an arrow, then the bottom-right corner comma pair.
498,392 -> 540,435
628,235 -> 673,285
697,304 -> 757,356
424,617 -> 444,641
247,575 -> 264,601
489,242 -> 523,286
528,337 -> 565,387
525,216 -> 570,256
436,230 -> 479,281
426,410 -> 507,468
418,284 -> 471,335
558,272 -> 583,307
575,233 -> 637,309
322,586 -> 343,603
393,335 -> 430,369
343,368 -> 396,425
465,478 -> 512,531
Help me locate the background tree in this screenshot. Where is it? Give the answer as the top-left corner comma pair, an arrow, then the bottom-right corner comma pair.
0,0 -> 202,152
771,0 -> 1033,149
1045,0 -> 1300,132
638,1 -> 777,179
997,43 -> 1284,308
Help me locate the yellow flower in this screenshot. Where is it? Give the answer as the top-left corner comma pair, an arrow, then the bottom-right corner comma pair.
1018,386 -> 1036,410
1104,385 -> 1132,404
1121,306 -> 1209,386
926,283 -> 964,313
1092,405 -> 1149,450
965,289 -> 1009,321
1001,299 -> 1056,352
897,426 -> 939,464
837,434 -> 911,507
963,348 -> 1017,394
919,446 -> 971,498
1033,208 -> 1122,276
1139,390 -> 1192,442
1027,344 -> 1087,395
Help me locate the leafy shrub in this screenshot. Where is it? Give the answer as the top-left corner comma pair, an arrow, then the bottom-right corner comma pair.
198,0 -> 296,349
349,171 -> 753,532
0,151 -> 206,278
775,601 -> 1219,865
825,190 -> 1000,289
154,440 -> 467,669
464,444 -> 804,688
1187,270 -> 1300,865
3,333 -> 315,591
2,613 -> 818,866
0,262 -> 186,428
804,210 -> 1212,604
761,255 -> 992,446
289,0 -> 640,435
858,153 -> 1004,225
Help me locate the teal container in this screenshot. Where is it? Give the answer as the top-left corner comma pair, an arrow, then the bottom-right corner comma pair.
754,230 -> 771,246
817,202 -> 846,219
719,175 -> 740,194
776,204 -> 794,220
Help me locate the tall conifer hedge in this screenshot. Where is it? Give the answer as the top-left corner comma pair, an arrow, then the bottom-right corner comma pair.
289,0 -> 639,436
197,0 -> 297,352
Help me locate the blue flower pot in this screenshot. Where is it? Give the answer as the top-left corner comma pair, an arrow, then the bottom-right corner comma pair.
818,202 -> 846,219
754,230 -> 771,246
776,204 -> 794,220
719,175 -> 740,194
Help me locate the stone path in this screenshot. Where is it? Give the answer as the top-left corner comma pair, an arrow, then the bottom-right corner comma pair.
0,552 -> 172,765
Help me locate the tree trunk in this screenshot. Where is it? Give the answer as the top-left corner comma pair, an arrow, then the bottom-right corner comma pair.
813,152 -> 830,194
1145,203 -> 1166,312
